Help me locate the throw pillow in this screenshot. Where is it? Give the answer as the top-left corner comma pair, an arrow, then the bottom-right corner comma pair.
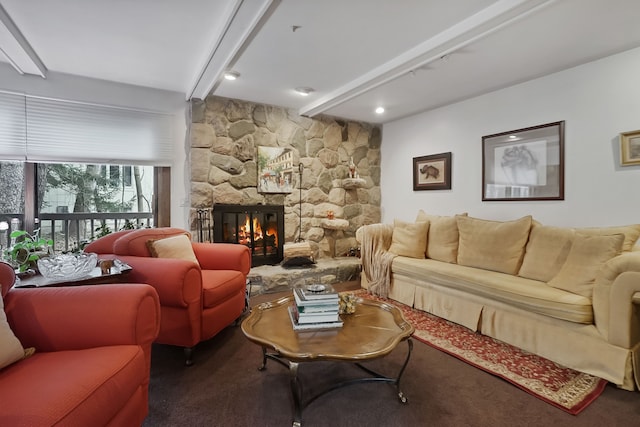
518,224 -> 575,282
388,219 -> 429,259
415,210 -> 467,263
456,215 -> 532,275
146,234 -> 199,264
1,294 -> 25,370
548,233 -> 624,298
577,224 -> 640,252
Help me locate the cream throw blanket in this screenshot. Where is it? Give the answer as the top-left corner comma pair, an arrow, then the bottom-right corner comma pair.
361,224 -> 396,298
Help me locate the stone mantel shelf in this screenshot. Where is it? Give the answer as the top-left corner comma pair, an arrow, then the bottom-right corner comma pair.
321,218 -> 350,230
341,178 -> 367,189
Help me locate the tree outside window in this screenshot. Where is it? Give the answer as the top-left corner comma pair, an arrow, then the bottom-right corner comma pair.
0,161 -> 155,253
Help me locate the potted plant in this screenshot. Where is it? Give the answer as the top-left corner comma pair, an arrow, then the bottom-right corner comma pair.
4,229 -> 53,273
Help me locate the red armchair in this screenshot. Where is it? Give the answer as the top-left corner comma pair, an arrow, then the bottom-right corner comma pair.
0,261 -> 160,426
84,227 -> 251,365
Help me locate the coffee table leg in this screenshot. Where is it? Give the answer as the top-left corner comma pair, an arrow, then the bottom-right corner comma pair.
256,340 -> 412,425
258,347 -> 268,371
289,361 -> 303,427
255,349 -> 304,426
396,338 -> 413,403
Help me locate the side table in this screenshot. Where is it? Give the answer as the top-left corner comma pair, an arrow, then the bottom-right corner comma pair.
14,262 -> 132,288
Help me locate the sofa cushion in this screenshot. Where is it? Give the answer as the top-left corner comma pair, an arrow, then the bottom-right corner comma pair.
392,256 -> 593,324
548,233 -> 624,298
416,210 -> 466,263
147,234 -> 199,265
518,224 -> 575,282
1,294 -> 24,370
456,215 -> 532,275
0,345 -> 145,426
577,224 -> 640,252
388,219 -> 429,258
201,270 -> 246,308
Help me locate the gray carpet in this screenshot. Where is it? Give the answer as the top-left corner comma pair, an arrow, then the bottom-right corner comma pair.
143,284 -> 639,426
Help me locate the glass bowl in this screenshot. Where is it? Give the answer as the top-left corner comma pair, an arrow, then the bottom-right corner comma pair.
37,252 -> 98,281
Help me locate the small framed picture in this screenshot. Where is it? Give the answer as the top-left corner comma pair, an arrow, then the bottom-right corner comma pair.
413,152 -> 452,191
257,146 -> 294,193
620,130 -> 640,166
482,121 -> 564,201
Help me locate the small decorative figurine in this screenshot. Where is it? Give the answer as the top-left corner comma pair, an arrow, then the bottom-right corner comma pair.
348,157 -> 357,178
99,259 -> 114,275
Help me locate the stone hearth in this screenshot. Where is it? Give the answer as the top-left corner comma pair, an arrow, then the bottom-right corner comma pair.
247,256 -> 361,295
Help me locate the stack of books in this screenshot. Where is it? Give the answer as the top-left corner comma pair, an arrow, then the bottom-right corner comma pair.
288,284 -> 343,330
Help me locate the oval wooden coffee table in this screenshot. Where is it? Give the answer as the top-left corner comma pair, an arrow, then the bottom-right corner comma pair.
241,295 -> 415,427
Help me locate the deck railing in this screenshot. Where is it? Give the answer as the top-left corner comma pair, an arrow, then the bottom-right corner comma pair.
0,212 -> 153,253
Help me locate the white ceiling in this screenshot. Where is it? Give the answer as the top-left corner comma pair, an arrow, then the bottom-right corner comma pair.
2,0 -> 640,124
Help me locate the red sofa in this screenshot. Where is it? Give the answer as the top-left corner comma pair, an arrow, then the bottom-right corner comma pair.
0,261 -> 160,426
84,227 -> 251,365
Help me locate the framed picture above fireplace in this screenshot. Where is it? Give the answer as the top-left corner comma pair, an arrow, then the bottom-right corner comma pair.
257,146 -> 294,193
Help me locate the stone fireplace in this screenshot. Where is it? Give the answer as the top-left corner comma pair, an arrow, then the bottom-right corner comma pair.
212,204 -> 284,267
189,96 -> 382,261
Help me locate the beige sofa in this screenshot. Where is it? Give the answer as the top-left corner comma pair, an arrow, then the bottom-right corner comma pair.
357,212 -> 640,391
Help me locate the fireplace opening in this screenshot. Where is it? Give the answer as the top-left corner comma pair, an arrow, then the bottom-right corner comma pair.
212,204 -> 284,267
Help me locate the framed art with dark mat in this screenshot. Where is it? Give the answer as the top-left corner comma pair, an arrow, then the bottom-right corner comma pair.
413,152 -> 451,191
482,121 -> 564,201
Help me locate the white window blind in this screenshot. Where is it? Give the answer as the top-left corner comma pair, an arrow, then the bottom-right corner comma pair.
0,92 -> 174,166
0,92 -> 27,160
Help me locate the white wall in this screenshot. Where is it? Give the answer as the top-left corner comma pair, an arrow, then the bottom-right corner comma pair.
172,106 -> 190,229
381,47 -> 640,227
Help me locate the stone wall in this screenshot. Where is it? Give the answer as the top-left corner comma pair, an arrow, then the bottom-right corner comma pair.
189,96 -> 382,259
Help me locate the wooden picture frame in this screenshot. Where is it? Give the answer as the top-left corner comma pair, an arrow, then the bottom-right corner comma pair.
482,121 -> 564,201
413,152 -> 451,191
620,129 -> 640,166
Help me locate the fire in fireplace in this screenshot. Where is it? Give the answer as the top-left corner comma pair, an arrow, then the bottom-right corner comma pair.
212,204 -> 284,267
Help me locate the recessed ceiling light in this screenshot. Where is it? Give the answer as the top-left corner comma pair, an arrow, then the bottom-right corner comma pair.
294,87 -> 314,96
224,71 -> 240,81
508,135 -> 517,139
375,107 -> 385,114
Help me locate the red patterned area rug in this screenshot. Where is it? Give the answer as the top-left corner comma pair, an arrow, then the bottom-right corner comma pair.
352,290 -> 607,415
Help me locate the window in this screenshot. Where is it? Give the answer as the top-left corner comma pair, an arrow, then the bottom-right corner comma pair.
0,161 -> 25,249
0,90 -> 174,248
123,166 -> 132,187
39,163 -> 154,214
109,165 -> 120,187
0,161 -> 168,252
0,91 -> 174,165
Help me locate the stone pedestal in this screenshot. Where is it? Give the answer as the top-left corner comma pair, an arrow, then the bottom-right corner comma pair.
321,218 -> 349,258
